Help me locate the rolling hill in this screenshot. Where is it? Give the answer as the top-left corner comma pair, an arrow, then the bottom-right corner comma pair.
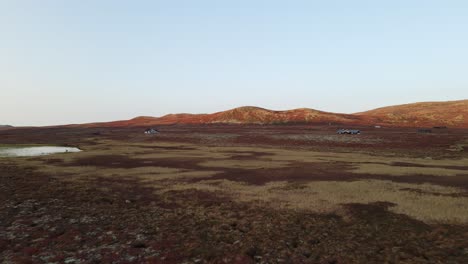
75,100 -> 468,128
356,100 -> 468,128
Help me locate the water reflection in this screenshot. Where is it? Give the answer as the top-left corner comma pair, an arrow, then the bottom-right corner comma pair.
0,146 -> 81,157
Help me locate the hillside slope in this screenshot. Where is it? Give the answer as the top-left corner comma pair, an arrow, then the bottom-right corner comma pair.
356,100 -> 468,127
80,106 -> 361,127
75,100 -> 468,128
205,106 -> 360,124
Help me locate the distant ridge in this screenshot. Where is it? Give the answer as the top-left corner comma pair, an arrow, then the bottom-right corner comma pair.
356,100 -> 468,128
73,99 -> 468,128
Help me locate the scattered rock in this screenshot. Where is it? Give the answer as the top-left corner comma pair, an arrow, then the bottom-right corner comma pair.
302,250 -> 312,258
245,246 -> 259,258
131,241 -> 147,248
64,257 -> 79,264
220,224 -> 230,231
308,239 -> 320,245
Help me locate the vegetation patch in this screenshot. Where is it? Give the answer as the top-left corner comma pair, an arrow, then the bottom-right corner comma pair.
352,163 -> 468,177
167,179 -> 468,224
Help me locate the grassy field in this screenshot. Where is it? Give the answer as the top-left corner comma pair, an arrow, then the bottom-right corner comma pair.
1,125 -> 467,263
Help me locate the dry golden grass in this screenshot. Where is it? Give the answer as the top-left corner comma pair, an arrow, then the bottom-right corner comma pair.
7,139 -> 468,224
199,159 -> 290,169
60,140 -> 468,172
136,170 -> 220,183
135,151 -> 233,160
29,162 -> 219,183
167,179 -> 468,224
448,139 -> 468,152
352,163 -> 468,176
266,148 -> 468,168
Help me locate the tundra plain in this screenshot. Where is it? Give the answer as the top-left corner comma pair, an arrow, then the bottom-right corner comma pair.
1,125 -> 468,263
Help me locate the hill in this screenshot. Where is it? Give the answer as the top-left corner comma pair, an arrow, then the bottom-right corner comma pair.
356,100 -> 468,127
74,100 -> 468,128
79,106 -> 361,127
206,106 -> 360,124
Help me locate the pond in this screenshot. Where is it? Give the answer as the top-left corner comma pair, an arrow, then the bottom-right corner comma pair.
0,146 -> 81,157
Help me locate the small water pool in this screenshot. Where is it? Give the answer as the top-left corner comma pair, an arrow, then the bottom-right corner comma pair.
0,146 -> 81,157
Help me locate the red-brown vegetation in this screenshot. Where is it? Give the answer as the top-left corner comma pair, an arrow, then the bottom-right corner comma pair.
74,100 -> 468,128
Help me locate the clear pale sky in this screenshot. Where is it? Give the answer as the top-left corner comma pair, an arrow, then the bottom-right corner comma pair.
1,1 -> 467,126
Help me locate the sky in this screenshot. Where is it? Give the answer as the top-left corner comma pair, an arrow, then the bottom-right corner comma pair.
1,1 -> 467,126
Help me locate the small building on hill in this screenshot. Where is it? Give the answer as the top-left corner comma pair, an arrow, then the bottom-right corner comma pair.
144,128 -> 159,134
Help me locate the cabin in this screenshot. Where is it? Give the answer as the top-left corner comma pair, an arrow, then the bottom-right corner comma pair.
337,129 -> 361,135
418,129 -> 432,133
144,128 -> 159,134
